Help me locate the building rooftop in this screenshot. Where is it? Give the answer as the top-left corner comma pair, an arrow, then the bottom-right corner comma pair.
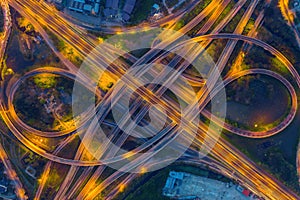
163,171 -> 251,200
83,4 -> 92,12
106,0 -> 119,10
152,3 -> 160,10
123,0 -> 136,14
243,189 -> 251,197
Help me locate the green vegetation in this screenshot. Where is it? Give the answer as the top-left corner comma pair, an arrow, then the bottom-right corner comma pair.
223,8 -> 244,33
225,74 -> 292,128
42,164 -> 69,198
17,17 -> 34,33
23,152 -> 40,165
0,58 -> 14,80
98,71 -> 116,92
222,62 -> 299,192
173,18 -> 184,30
206,39 -> 227,62
258,0 -> 300,64
131,0 -> 160,24
124,172 -> 169,200
47,168 -> 61,187
243,0 -> 300,78
4,27 -> 61,73
33,74 -> 57,89
14,74 -> 74,132
209,1 -> 234,32
87,30 -> 113,41
1,138 -> 42,199
242,17 -> 255,35
56,39 -> 66,52
223,126 -> 300,194
119,0 -> 126,9
166,0 -> 179,8
45,28 -> 83,66
40,138 -> 80,199
173,0 -> 212,31
270,57 -> 289,74
260,147 -> 299,188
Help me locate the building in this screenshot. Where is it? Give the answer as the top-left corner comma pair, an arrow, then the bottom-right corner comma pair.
68,0 -> 102,16
94,0 -> 101,14
152,3 -> 160,11
123,0 -> 136,14
163,171 -> 252,199
83,4 -> 93,12
242,189 -> 251,197
106,0 -> 119,10
68,0 -> 85,13
122,0 -> 136,21
163,171 -> 184,197
150,3 -> 161,18
236,185 -> 252,197
46,0 -> 62,3
104,0 -> 120,18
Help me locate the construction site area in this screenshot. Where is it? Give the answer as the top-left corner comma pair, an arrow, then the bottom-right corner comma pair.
163,171 -> 256,200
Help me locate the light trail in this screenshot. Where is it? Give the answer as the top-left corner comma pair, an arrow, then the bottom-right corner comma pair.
34,134 -> 77,200
201,69 -> 297,138
5,67 -> 99,138
73,1 -> 247,197
14,1 -> 227,198
0,0 -> 12,66
79,34 -> 295,200
0,139 -> 27,200
2,0 -> 300,199
84,67 -> 297,200
79,33 -> 300,199
0,1 -> 27,199
278,0 -> 300,48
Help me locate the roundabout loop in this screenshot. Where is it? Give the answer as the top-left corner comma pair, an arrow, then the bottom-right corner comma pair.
6,67 -> 101,138
2,33 -> 298,167
202,69 -> 297,138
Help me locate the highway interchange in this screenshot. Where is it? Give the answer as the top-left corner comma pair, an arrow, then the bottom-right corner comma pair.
1,0 -> 300,199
